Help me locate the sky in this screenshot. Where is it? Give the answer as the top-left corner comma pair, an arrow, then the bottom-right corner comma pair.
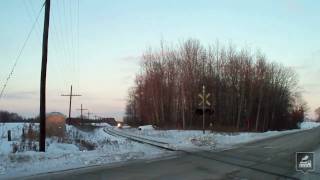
0,0 -> 319,120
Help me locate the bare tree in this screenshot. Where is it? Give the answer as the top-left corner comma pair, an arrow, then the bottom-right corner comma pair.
124,39 -> 305,131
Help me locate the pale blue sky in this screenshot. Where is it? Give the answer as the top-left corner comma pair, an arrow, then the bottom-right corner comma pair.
0,0 -> 319,119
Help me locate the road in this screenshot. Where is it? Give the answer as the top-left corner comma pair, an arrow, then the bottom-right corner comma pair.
24,127 -> 320,180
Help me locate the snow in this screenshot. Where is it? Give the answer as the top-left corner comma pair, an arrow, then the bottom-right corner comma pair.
121,121 -> 320,151
138,125 -> 154,130
0,123 -> 25,139
90,123 -> 111,127
0,141 -> 12,154
0,121 -> 318,178
0,123 -> 169,179
121,125 -> 131,129
299,121 -> 320,129
47,142 -> 79,153
0,123 -> 30,154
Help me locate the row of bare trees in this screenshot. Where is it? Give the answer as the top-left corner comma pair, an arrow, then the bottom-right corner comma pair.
0,110 -> 23,122
124,39 -> 305,131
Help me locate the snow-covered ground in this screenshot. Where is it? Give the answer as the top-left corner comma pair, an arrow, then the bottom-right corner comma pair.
0,123 -> 169,179
120,121 -> 320,151
0,121 -> 319,179
298,121 -> 320,129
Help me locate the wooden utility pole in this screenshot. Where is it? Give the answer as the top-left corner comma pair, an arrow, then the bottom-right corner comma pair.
87,111 -> 92,120
61,85 -> 81,120
77,104 -> 88,121
39,0 -> 51,152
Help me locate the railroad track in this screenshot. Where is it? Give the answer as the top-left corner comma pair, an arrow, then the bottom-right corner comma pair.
104,127 -> 177,151
103,127 -> 312,179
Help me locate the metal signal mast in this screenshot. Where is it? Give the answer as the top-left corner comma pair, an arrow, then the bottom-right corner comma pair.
198,85 -> 211,134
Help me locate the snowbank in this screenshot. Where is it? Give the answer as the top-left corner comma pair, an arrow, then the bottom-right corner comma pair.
122,120 -> 320,151
47,143 -> 79,153
122,128 -> 291,150
138,125 -> 154,130
299,121 -> 320,129
90,123 -> 111,127
0,123 -> 168,179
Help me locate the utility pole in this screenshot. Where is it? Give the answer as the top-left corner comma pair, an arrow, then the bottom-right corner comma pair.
39,0 -> 51,152
61,85 -> 81,120
87,111 -> 92,120
77,104 -> 88,121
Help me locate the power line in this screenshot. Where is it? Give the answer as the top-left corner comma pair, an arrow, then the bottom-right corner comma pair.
23,0 -> 42,40
76,0 -> 80,90
47,1 -> 70,89
51,0 -> 70,89
0,3 -> 45,101
58,0 -> 77,88
25,0 -> 66,89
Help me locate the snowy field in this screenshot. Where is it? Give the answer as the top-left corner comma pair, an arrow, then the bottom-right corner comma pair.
120,121 -> 320,151
0,121 -> 319,179
0,123 -> 169,179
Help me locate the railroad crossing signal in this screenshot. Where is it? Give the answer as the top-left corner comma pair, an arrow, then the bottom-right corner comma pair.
199,93 -> 211,106
199,85 -> 211,134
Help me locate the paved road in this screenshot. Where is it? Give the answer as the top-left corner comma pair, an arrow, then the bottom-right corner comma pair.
24,127 -> 320,180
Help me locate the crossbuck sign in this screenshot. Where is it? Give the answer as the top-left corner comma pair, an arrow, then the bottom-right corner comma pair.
198,93 -> 211,107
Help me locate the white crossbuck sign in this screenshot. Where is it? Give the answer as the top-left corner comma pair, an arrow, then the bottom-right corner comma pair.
199,93 -> 211,106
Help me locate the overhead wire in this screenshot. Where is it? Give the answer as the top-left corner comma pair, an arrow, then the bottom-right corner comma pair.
69,0 -> 76,84
0,3 -> 45,101
48,0 -> 70,91
73,0 -> 80,91
23,0 -> 42,42
56,0 -> 81,115
55,0 -> 73,90
1,0 -> 81,111
62,0 -> 74,88
76,0 -> 81,91
26,0 -> 67,96
63,0 -> 71,86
